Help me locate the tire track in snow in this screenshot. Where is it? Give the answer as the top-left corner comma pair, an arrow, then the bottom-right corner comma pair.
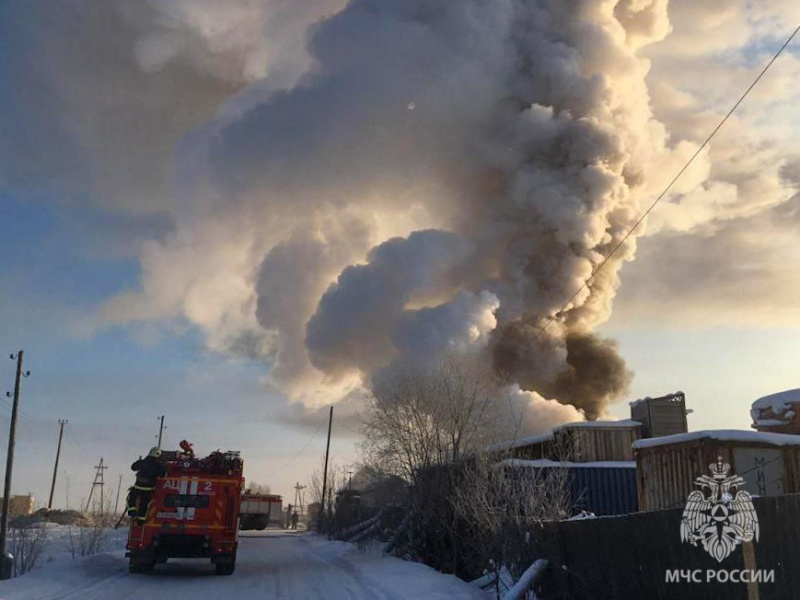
297,536 -> 408,600
41,561 -> 128,600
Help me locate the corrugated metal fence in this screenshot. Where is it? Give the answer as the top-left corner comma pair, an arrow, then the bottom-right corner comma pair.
531,493 -> 800,600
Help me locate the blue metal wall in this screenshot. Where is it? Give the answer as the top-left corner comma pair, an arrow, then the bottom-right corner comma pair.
567,466 -> 638,516
532,465 -> 638,516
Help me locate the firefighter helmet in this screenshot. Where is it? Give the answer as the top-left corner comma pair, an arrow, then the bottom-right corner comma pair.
148,446 -> 161,458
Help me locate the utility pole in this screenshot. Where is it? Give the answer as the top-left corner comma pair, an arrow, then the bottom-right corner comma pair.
319,406 -> 333,532
47,419 -> 68,509
1,351 -> 30,579
114,474 -> 123,516
347,470 -> 353,490
157,415 -> 165,448
85,458 -> 108,515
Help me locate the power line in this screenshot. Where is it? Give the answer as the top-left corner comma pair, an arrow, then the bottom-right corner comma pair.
0,397 -> 51,424
534,24 -> 800,340
65,430 -> 93,461
262,418 -> 327,477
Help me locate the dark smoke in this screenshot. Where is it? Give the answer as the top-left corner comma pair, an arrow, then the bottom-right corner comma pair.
493,325 -> 632,419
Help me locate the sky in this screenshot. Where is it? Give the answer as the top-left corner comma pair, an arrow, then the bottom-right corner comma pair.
1,0 -> 800,509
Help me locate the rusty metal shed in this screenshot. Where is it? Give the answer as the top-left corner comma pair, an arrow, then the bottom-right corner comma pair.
633,429 -> 800,511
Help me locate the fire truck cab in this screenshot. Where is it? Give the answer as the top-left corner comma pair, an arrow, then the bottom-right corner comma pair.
126,448 -> 243,575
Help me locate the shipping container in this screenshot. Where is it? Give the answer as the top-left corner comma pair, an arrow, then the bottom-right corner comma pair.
633,430 -> 800,511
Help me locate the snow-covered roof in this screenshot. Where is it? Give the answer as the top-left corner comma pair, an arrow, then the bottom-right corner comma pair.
751,388 -> 800,413
633,429 -> 800,450
502,458 -> 636,469
488,419 -> 642,452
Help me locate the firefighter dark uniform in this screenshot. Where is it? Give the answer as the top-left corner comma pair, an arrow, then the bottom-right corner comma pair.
126,447 -> 167,520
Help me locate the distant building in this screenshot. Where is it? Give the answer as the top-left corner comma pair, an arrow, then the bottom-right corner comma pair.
751,388 -> 800,434
0,495 -> 35,517
491,391 -> 690,517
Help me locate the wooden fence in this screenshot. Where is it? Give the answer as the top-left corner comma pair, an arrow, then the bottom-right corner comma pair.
532,494 -> 800,599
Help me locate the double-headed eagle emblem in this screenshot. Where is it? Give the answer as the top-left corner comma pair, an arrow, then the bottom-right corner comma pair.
680,456 -> 759,562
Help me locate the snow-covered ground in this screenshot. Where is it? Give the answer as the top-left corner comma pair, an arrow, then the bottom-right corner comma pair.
0,529 -> 484,600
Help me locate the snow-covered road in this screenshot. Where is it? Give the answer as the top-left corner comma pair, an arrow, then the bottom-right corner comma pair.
0,530 -> 484,600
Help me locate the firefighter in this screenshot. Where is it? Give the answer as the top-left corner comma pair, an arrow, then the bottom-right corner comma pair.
290,510 -> 299,530
126,447 -> 167,520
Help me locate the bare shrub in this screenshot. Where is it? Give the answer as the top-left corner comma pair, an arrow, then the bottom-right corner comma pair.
9,518 -> 49,576
66,496 -> 114,558
452,452 -> 571,599
66,521 -> 107,559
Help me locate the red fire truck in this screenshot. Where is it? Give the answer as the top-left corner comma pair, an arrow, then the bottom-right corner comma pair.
126,448 -> 243,575
239,492 -> 282,530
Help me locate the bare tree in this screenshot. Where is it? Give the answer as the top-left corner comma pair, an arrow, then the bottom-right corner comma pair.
358,354 -> 529,573
246,482 -> 272,495
361,355 -> 504,483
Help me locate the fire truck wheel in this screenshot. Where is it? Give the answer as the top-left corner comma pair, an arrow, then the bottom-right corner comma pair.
215,561 -> 235,576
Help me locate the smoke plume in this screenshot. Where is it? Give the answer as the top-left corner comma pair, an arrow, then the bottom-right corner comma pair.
91,0 -> 704,425
278,0 -> 673,418
4,0 -> 800,435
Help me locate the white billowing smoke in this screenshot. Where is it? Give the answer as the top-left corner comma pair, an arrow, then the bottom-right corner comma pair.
101,0 -> 689,426
0,0 -> 346,215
